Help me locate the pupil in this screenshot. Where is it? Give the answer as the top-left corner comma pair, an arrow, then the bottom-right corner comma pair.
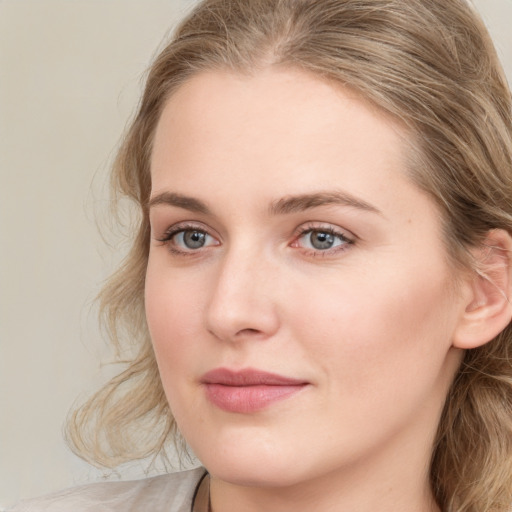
184,231 -> 206,249
311,231 -> 334,250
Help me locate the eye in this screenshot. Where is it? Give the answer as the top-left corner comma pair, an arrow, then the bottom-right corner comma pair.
292,226 -> 353,253
157,224 -> 220,254
175,230 -> 210,249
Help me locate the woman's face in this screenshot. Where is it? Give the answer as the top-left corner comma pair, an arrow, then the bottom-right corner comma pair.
146,68 -> 465,489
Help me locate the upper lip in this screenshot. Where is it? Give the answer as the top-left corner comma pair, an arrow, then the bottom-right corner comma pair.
201,368 -> 308,386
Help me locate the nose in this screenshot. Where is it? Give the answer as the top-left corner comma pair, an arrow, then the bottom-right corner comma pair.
205,246 -> 281,343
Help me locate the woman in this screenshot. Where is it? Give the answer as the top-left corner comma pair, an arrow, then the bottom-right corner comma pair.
13,0 -> 512,511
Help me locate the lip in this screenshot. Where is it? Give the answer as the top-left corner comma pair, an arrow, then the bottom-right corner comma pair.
201,368 -> 309,413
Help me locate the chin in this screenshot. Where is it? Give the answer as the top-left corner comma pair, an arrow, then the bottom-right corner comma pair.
208,461 -> 305,489
195,440 -> 308,488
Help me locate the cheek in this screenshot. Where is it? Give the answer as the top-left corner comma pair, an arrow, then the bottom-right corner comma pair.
280,265 -> 460,456
291,262 -> 458,392
145,266 -> 213,432
145,264 -> 205,381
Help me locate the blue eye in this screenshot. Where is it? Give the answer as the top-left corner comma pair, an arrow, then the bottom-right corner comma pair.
175,230 -> 209,249
308,231 -> 337,250
158,225 -> 219,253
297,228 -> 352,252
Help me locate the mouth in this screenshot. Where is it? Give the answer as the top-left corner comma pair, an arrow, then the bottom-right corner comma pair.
200,368 -> 309,413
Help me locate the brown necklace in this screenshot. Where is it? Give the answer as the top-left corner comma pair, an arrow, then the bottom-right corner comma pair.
192,473 -> 211,512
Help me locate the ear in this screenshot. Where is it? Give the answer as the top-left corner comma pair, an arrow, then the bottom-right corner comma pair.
453,229 -> 512,349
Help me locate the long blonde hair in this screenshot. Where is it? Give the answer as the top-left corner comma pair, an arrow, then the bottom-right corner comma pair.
67,1 -> 512,510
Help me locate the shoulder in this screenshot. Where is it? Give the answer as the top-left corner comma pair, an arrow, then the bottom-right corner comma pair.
9,467 -> 206,512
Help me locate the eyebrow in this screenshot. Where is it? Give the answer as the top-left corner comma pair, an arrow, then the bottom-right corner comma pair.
148,190 -> 381,216
148,192 -> 211,214
269,191 -> 382,216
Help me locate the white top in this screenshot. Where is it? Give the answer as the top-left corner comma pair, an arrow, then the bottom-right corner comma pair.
9,467 -> 206,512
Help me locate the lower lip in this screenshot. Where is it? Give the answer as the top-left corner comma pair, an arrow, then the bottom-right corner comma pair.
204,384 -> 307,413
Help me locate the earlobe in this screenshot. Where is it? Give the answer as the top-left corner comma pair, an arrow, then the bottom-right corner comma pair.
453,229 -> 512,349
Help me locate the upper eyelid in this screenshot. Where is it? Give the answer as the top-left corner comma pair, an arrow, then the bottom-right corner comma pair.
294,222 -> 356,239
156,221 -> 213,238
296,224 -> 349,234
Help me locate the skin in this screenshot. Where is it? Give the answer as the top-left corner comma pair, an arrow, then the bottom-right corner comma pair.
145,68 -> 469,512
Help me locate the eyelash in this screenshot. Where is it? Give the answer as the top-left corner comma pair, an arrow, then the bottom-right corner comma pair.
157,223 -> 216,256
155,223 -> 355,257
292,225 -> 354,257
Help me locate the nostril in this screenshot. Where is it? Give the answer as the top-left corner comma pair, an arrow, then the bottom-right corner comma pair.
207,327 -> 265,342
237,328 -> 261,336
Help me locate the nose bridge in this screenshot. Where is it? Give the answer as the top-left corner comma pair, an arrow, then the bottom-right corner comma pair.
205,239 -> 280,342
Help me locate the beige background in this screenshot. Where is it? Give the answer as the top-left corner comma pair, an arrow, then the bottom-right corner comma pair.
1,0 -> 511,508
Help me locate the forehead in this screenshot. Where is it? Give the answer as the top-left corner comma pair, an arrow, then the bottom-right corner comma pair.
150,68 -> 411,201
153,68 -> 406,150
